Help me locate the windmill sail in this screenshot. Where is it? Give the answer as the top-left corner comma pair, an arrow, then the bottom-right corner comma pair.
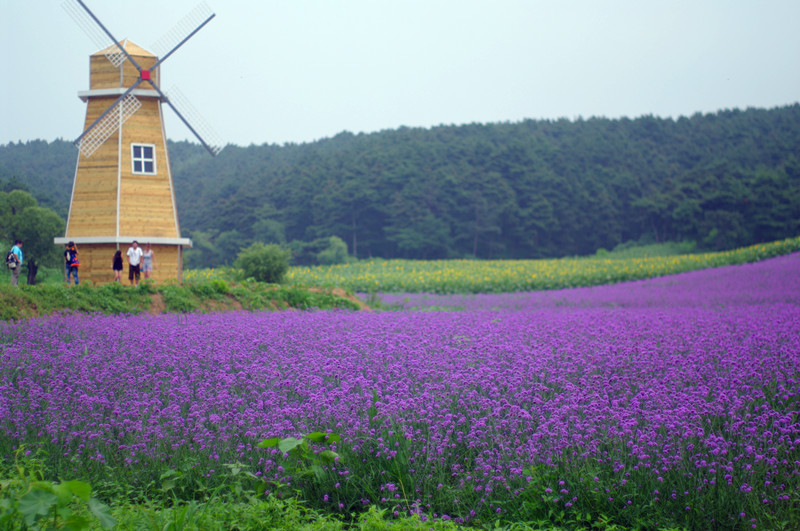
62,0 -> 126,67
64,0 -> 224,158
151,2 -> 215,61
164,87 -> 224,156
78,93 -> 142,157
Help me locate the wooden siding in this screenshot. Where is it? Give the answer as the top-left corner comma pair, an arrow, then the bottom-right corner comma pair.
90,41 -> 159,90
68,244 -> 183,286
119,97 -> 179,237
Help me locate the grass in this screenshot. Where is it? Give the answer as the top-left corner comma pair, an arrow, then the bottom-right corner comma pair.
0,278 -> 362,321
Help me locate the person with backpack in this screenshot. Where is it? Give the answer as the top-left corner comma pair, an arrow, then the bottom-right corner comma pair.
64,241 -> 80,285
6,240 -> 23,286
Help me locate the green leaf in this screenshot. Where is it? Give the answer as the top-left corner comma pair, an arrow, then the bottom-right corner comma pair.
305,432 -> 328,443
88,498 -> 116,530
18,490 -> 57,526
30,480 -> 55,493
55,505 -> 73,521
64,514 -> 91,530
53,482 -> 74,505
326,433 -> 341,444
318,450 -> 340,464
159,469 -> 180,480
310,464 -> 325,481
257,437 -> 281,448
62,480 -> 92,502
277,437 -> 304,454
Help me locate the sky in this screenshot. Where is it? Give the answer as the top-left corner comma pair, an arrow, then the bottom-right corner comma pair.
1,0 -> 799,148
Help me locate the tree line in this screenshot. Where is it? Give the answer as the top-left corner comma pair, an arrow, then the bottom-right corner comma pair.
2,104 -> 799,268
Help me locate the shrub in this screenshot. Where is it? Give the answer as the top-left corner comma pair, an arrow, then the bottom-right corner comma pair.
209,278 -> 231,294
316,236 -> 350,265
234,243 -> 290,284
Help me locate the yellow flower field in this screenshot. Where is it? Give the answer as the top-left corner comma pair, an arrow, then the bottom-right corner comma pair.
284,236 -> 800,294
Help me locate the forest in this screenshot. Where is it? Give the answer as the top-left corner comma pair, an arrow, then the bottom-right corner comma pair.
2,104 -> 799,267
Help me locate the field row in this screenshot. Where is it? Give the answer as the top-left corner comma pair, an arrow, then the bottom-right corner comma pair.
283,237 -> 800,293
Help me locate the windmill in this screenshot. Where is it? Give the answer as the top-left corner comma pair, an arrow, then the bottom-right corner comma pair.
55,0 -> 224,285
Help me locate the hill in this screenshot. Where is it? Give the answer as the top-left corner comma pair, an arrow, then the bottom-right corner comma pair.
2,105 -> 799,266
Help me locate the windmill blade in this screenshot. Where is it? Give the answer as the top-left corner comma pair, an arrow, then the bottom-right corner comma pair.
150,2 -> 215,70
62,0 -> 144,72
62,0 -> 125,66
78,93 -> 142,157
161,86 -> 224,156
74,78 -> 143,146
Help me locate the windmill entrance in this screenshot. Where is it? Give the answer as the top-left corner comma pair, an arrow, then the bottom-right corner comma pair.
55,0 -> 224,285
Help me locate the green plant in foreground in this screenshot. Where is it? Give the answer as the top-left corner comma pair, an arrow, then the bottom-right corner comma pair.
258,432 -> 342,485
0,447 -> 115,530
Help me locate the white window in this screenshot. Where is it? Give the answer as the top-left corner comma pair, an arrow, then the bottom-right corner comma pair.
131,144 -> 156,174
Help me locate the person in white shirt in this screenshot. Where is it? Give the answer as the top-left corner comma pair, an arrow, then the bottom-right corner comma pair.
126,240 -> 144,286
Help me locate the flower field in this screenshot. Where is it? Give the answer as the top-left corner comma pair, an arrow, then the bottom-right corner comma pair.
286,236 -> 800,293
1,253 -> 799,528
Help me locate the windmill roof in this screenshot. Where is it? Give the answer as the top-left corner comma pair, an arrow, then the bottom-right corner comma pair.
92,40 -> 155,58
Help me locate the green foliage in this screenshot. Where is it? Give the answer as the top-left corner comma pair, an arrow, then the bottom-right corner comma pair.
7,106 -> 800,266
164,106 -> 800,261
161,284 -> 197,313
0,189 -> 65,284
0,282 -> 151,319
235,242 -> 291,283
209,278 -> 231,294
258,432 -> 342,486
317,236 -> 351,265
0,447 -> 115,529
596,240 -> 697,259
288,237 -> 353,266
0,451 -> 462,530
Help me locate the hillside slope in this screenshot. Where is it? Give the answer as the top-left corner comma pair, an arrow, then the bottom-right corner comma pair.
3,105 -> 799,263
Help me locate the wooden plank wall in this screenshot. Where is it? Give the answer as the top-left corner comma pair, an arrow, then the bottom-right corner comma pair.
68,244 -> 182,285
118,98 -> 179,237
90,50 -> 159,90
67,96 -> 120,237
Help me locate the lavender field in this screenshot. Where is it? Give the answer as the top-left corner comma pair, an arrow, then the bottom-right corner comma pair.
2,254 -> 799,528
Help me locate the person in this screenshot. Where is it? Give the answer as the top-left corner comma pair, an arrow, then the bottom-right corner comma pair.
64,241 -> 80,285
142,243 -> 156,280
7,240 -> 23,286
126,240 -> 144,286
112,249 -> 123,282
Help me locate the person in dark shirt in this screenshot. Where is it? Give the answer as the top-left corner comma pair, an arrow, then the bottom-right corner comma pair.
112,250 -> 123,282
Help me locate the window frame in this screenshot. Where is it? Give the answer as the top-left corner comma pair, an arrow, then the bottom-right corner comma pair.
131,143 -> 157,175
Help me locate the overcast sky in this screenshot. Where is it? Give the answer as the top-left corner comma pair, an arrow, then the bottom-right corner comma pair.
2,0 -> 799,148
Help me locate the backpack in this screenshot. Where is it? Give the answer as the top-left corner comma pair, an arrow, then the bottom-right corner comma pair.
6,251 -> 17,269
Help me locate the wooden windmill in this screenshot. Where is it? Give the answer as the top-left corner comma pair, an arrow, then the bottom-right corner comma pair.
55,0 -> 223,285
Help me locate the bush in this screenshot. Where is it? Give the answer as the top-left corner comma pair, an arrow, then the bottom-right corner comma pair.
234,243 -> 290,284
316,236 -> 350,265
